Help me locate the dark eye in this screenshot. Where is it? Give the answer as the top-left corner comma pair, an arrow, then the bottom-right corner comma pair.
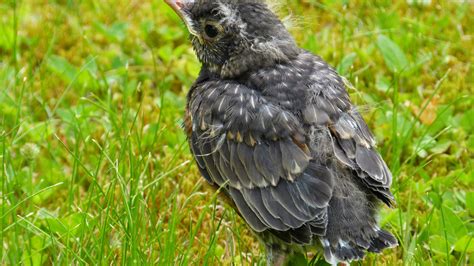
204,24 -> 220,39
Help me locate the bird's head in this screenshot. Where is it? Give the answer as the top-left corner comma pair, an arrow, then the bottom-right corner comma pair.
164,0 -> 299,78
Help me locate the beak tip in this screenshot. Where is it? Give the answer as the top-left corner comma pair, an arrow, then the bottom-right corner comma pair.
164,0 -> 187,15
165,0 -> 199,36
164,0 -> 188,9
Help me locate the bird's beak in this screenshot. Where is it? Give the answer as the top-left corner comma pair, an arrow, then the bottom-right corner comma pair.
164,0 -> 201,38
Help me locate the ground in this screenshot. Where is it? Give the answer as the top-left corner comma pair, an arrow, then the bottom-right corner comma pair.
0,0 -> 473,265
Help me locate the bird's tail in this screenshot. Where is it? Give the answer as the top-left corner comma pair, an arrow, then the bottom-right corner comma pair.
320,190 -> 397,264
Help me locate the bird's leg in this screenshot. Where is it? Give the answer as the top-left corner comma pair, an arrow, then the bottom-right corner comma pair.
265,244 -> 288,266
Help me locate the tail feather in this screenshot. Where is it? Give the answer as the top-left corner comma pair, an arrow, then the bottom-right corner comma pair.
368,229 -> 398,253
321,175 -> 398,264
321,228 -> 397,264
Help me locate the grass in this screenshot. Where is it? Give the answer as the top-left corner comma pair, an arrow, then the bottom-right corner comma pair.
0,0 -> 472,265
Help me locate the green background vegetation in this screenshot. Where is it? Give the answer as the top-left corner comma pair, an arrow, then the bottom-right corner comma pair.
1,0 -> 472,265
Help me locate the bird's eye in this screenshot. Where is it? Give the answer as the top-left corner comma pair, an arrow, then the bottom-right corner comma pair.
204,23 -> 220,39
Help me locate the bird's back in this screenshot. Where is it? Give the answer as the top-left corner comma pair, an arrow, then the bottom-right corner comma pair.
186,50 -> 397,264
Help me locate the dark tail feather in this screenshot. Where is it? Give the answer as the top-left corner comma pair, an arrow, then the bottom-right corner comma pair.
321,228 -> 398,264
321,184 -> 398,264
367,229 -> 398,253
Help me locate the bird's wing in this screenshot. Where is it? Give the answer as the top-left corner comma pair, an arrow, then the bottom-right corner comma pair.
331,110 -> 394,204
187,79 -> 333,242
300,54 -> 394,205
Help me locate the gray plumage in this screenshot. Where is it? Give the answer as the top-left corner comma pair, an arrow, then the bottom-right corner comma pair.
166,0 -> 397,264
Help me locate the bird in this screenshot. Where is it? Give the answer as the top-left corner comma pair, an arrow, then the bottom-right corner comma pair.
164,0 -> 398,265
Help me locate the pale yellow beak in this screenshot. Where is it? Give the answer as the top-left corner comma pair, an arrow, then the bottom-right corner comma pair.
164,0 -> 200,37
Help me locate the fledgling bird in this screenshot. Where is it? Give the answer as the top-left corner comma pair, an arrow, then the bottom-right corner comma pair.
164,0 -> 398,264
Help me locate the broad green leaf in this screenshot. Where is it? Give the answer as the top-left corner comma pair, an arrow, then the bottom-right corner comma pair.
94,21 -> 129,42
45,217 -> 68,235
376,75 -> 391,92
441,206 -> 468,244
429,235 -> 451,255
454,235 -> 474,253
0,23 -> 13,50
466,192 -> 474,216
21,250 -> 43,266
186,59 -> 201,77
460,109 -> 474,133
430,140 -> 452,154
376,35 -> 409,74
428,105 -> 454,135
158,45 -> 174,64
46,55 -> 94,87
336,52 -> 357,76
468,135 -> 474,151
47,55 -> 79,83
377,11 -> 400,30
45,213 -> 85,237
430,206 -> 468,248
428,192 -> 442,208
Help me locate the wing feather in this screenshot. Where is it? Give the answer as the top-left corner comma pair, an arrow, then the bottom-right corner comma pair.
237,143 -> 268,187
300,54 -> 394,204
332,111 -> 393,188
228,141 -> 253,188
260,188 -> 305,226
228,188 -> 267,232
188,80 -> 333,241
328,103 -> 393,203
280,140 -> 311,176
241,188 -> 289,230
254,142 -> 281,185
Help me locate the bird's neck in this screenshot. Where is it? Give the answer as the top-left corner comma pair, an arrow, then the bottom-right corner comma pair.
206,47 -> 301,79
